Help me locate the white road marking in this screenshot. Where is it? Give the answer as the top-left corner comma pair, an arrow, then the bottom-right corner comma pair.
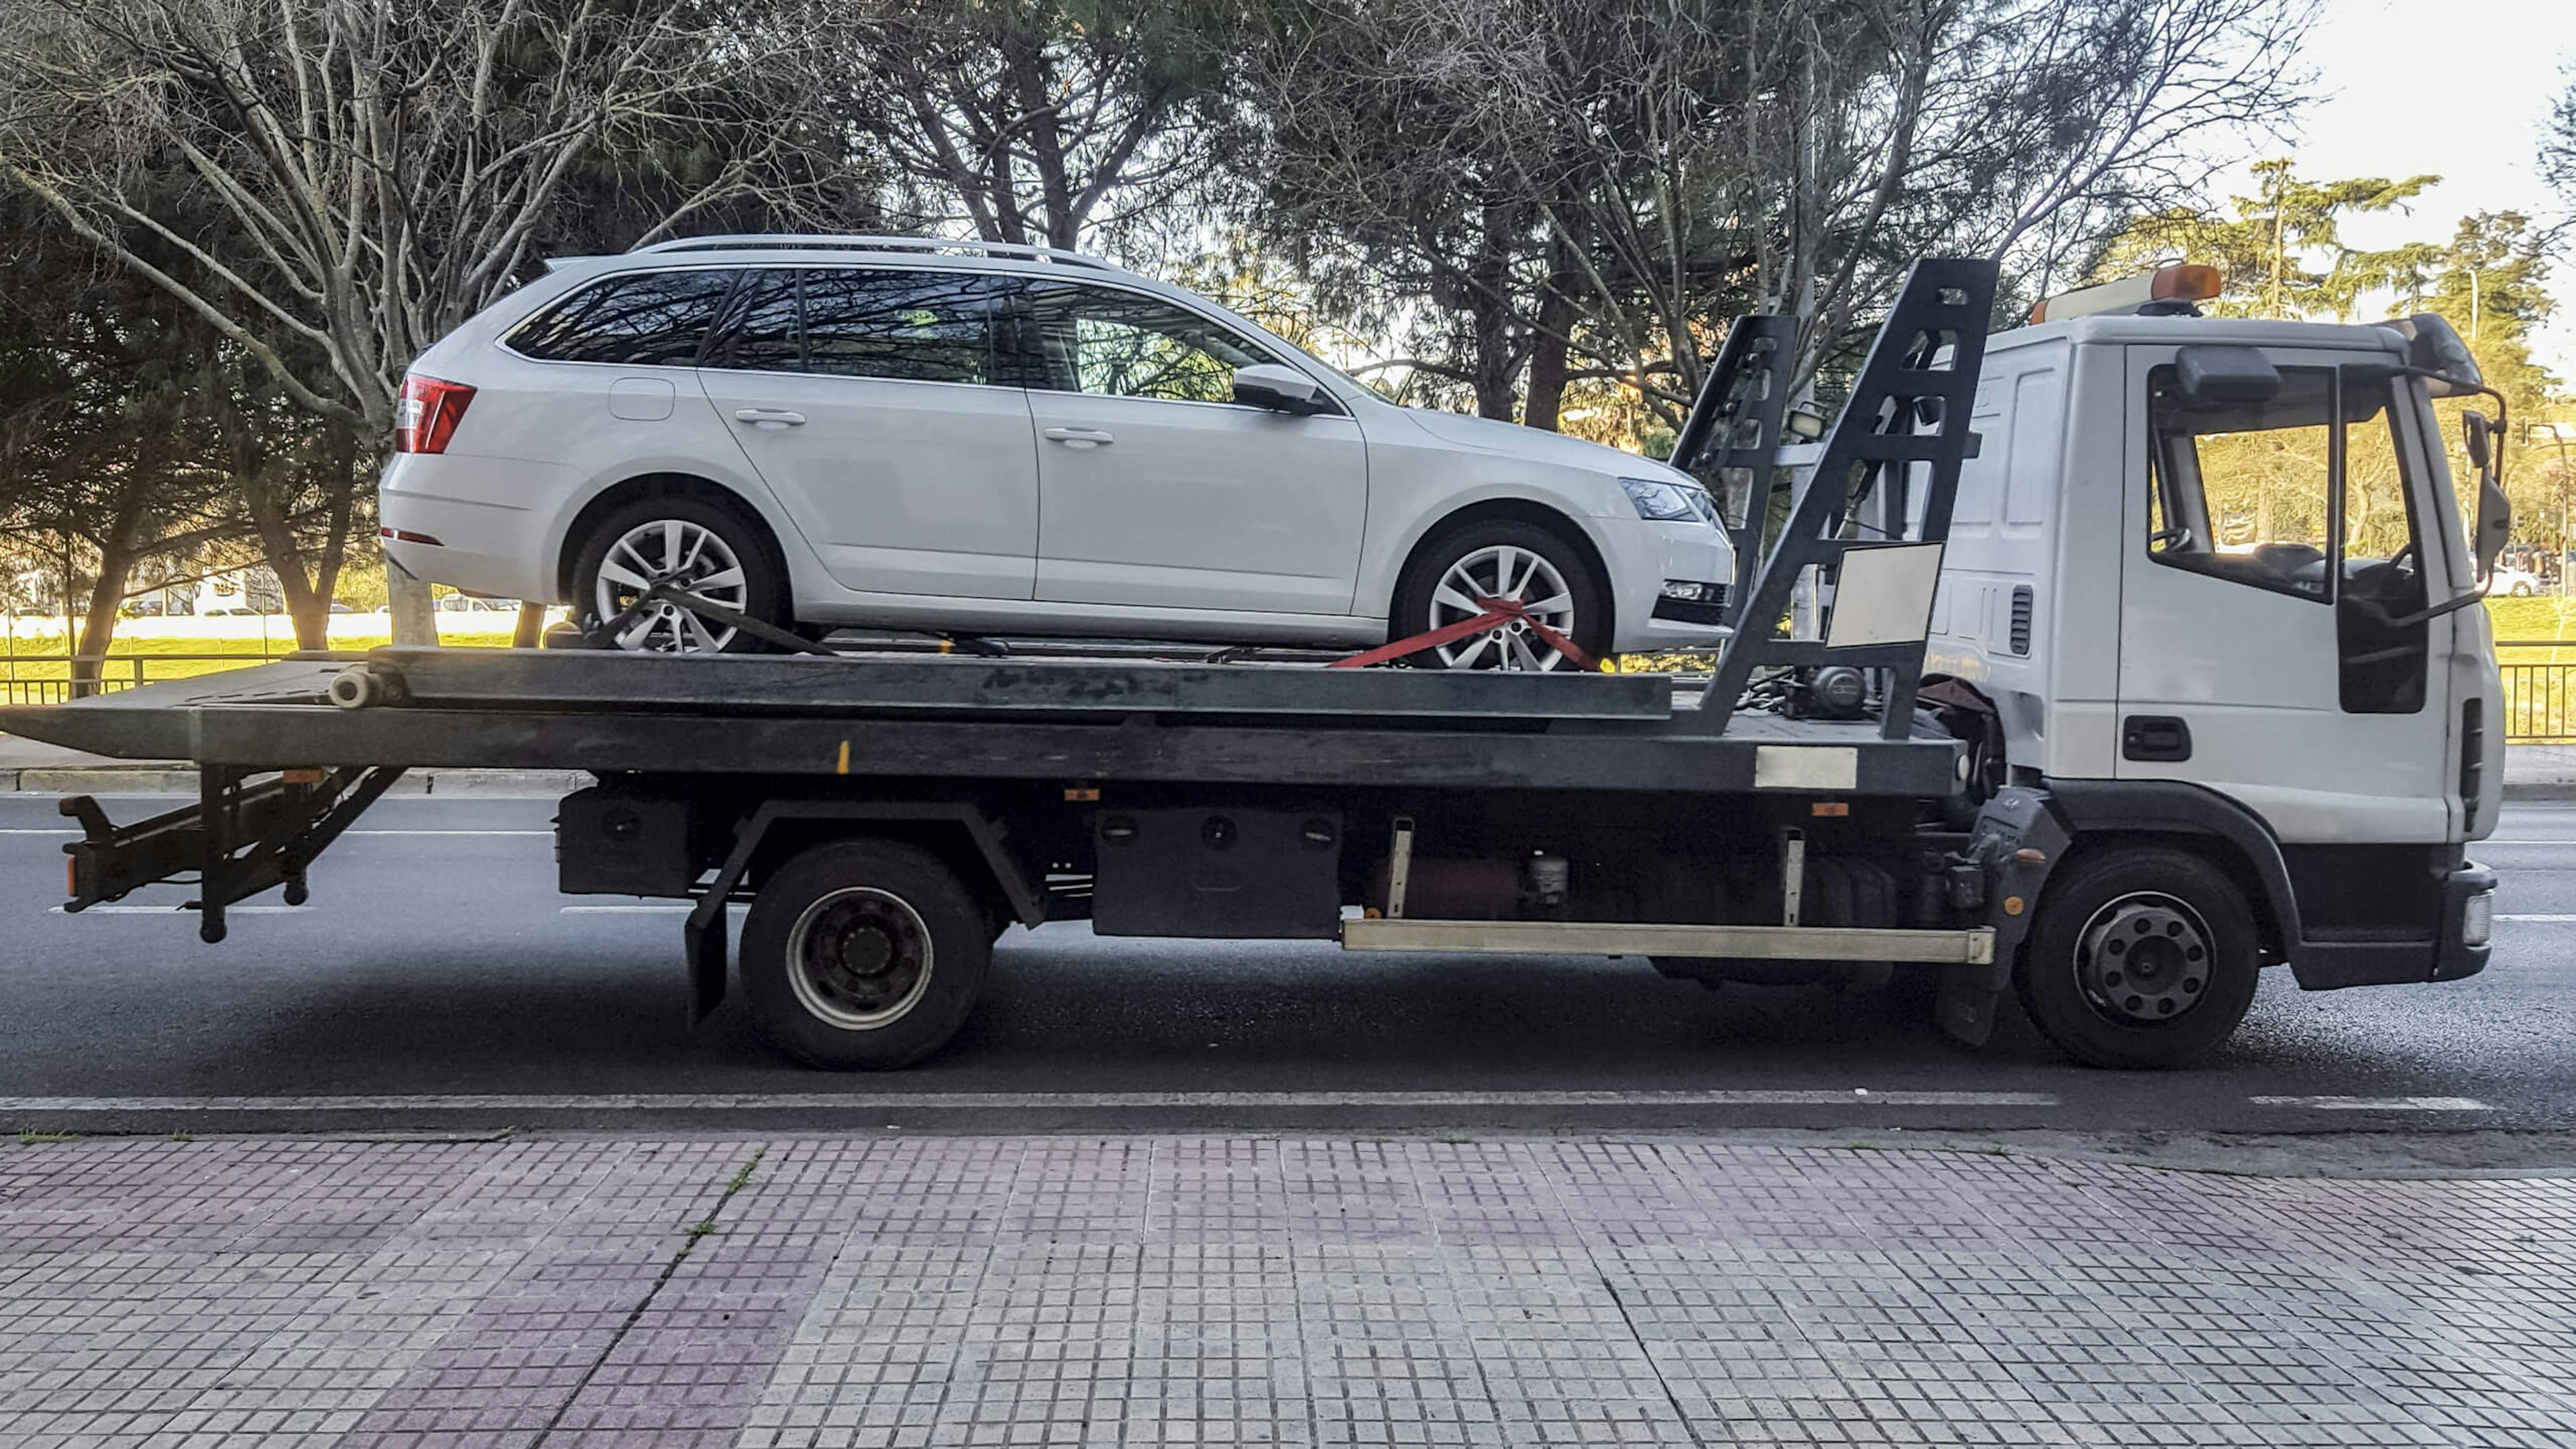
348,830 -> 551,837
48,904 -> 308,915
0,1089 -> 2063,1113
1,828 -> 547,837
560,904 -> 694,914
2247,1095 -> 2491,1112
2496,914 -> 2576,922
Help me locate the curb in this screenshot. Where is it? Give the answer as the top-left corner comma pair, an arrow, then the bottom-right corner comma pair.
11,764 -> 2576,803
7,767 -> 588,798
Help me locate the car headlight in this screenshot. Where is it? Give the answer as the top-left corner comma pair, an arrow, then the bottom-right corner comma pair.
1621,476 -> 1717,524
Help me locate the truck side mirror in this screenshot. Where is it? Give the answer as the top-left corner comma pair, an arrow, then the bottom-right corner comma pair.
2465,409 -> 2510,581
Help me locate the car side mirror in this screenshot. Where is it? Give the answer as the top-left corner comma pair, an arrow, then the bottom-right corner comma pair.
2463,410 -> 2492,471
1232,363 -> 1331,415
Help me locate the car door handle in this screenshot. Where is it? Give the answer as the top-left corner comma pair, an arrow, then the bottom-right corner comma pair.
733,409 -> 805,429
1042,427 -> 1115,447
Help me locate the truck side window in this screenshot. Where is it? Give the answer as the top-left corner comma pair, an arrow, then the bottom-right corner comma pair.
2144,366 -> 2334,602
2337,379 -> 2428,714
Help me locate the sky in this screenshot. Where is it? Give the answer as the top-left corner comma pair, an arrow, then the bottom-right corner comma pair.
2224,0 -> 2576,374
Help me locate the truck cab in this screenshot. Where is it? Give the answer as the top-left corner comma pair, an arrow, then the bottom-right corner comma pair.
1927,267 -> 2506,997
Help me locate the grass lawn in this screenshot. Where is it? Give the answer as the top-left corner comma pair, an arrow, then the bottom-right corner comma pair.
1,611 -> 564,691
4,596 -> 2570,684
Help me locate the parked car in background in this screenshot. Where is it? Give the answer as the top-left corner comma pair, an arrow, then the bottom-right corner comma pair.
380,235 -> 1732,667
2487,563 -> 2542,596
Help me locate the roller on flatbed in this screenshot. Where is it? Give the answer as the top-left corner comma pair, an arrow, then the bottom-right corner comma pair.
3,258 -> 2510,1069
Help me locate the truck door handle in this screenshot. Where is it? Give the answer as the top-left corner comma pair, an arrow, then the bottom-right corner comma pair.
1043,427 -> 1115,447
2123,715 -> 2193,762
733,408 -> 805,429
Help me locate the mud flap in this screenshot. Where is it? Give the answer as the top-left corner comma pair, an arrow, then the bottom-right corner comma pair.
1936,786 -> 2069,1047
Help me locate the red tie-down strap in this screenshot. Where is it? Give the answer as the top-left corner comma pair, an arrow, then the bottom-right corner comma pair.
1330,597 -> 1597,672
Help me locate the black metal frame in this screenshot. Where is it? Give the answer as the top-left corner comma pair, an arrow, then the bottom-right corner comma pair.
1671,313 -> 1800,627
1683,258 -> 2000,739
60,764 -> 408,941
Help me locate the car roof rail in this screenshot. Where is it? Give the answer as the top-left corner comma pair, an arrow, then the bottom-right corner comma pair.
628,233 -> 1121,272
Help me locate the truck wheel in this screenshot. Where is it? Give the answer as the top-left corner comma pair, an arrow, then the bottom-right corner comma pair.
1391,520 -> 1609,670
2016,846 -> 2260,1069
571,494 -> 786,653
738,839 -> 991,1069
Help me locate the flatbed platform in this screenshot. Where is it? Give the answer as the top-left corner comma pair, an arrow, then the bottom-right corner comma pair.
0,648 -> 1960,797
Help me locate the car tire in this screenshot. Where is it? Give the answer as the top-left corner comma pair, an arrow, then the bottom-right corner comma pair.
2015,845 -> 2261,1069
738,839 -> 993,1070
1391,519 -> 1611,670
2512,582 -> 2534,596
570,493 -> 787,653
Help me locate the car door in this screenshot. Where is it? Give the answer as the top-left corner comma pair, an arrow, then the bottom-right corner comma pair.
696,267 -> 1038,600
2115,344 -> 2457,843
1016,279 -> 1368,615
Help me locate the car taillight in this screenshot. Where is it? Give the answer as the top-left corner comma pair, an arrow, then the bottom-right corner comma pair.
395,375 -> 476,454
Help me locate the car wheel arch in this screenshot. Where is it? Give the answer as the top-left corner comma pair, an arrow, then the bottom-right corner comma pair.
553,472 -> 794,606
1376,499 -> 1615,635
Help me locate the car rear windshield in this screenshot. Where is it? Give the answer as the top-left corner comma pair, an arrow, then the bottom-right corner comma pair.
508,269 -> 738,365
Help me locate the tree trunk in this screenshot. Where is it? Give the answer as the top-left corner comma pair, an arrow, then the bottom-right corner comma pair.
71,467 -> 154,698
389,558 -> 439,646
71,543 -> 135,700
1467,211 -> 1523,422
1523,260 -> 1579,432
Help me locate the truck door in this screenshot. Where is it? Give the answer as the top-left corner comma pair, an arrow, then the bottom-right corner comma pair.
2115,345 -> 2455,843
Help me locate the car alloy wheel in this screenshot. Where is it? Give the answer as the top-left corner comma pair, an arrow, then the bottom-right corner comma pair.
1428,543 -> 1579,671
592,519 -> 749,652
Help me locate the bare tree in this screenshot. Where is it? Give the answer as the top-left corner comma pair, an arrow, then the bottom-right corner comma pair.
0,0 -> 826,645
1250,0 -> 2314,435
816,0 -> 1242,253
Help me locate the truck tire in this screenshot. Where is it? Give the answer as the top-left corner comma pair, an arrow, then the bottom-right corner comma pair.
738,839 -> 991,1069
1391,519 -> 1610,670
2015,845 -> 2261,1069
571,494 -> 787,653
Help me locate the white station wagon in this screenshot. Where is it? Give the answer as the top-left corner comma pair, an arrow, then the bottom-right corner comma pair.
381,235 -> 1732,667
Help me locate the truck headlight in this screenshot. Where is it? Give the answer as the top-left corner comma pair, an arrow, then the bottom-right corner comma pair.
2463,888 -> 2493,948
1621,476 -> 1717,524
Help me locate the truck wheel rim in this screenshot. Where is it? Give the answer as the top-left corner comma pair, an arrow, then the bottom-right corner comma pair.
2074,892 -> 2214,1026
785,887 -> 933,1030
1428,544 -> 1576,671
594,520 -> 747,653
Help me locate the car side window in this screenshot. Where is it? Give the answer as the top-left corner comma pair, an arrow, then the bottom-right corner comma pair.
799,269 -> 1008,384
508,269 -> 737,366
1022,281 -> 1281,405
705,270 -> 802,372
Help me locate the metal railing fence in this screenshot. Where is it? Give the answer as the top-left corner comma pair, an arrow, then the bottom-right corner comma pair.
1,649 -> 298,706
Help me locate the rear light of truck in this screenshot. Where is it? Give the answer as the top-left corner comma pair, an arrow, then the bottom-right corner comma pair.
394,376 -> 475,454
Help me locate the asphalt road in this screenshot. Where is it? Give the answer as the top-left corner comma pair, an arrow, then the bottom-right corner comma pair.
3,792 -> 2573,1142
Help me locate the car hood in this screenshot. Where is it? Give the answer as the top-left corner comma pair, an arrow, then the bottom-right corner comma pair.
1391,407 -> 1693,483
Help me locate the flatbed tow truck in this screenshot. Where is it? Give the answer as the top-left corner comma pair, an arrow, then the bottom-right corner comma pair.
0,259 -> 2512,1070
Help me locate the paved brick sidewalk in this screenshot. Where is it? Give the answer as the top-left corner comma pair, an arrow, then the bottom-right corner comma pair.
1,1136 -> 2571,1447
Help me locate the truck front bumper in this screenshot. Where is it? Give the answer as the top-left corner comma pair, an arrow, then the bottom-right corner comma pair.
2289,859 -> 2494,990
